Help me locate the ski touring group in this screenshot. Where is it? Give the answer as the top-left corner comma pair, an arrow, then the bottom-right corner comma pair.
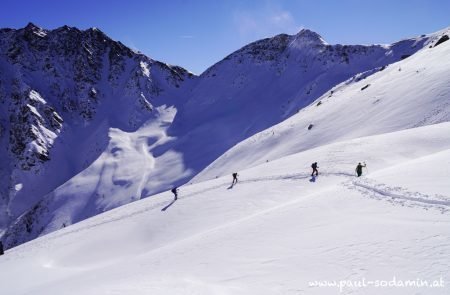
0,162 -> 370,253
169,162 -> 367,201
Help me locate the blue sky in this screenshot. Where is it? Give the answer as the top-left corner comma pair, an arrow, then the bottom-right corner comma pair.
1,0 -> 449,74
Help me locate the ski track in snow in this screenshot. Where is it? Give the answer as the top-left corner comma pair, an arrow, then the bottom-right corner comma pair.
7,172 -> 335,251
243,171 -> 450,213
11,170 -> 448,256
7,174 -> 340,261
346,178 -> 450,213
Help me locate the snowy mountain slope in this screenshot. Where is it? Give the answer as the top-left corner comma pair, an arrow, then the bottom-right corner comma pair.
0,24 -> 194,234
1,25 -> 448,250
195,28 -> 450,181
2,105 -> 196,248
0,122 -> 449,295
167,28 -> 436,176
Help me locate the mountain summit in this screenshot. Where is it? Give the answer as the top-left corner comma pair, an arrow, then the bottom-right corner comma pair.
291,28 -> 327,46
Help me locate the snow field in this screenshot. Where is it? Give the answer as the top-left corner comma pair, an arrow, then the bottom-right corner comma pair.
1,122 -> 449,294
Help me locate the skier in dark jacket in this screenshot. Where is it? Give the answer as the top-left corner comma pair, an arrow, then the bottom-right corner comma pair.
311,162 -> 319,176
171,187 -> 179,200
232,173 -> 238,185
355,162 -> 366,177
0,241 -> 4,256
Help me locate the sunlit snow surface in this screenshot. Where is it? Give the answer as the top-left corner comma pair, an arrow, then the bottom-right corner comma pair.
1,122 -> 449,295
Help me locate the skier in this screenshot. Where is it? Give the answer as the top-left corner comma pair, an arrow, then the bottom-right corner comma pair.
355,162 -> 366,177
0,241 -> 4,256
232,172 -> 239,186
171,187 -> 179,200
311,162 -> 319,176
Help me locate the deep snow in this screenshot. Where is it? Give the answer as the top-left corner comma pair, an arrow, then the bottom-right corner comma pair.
0,123 -> 449,294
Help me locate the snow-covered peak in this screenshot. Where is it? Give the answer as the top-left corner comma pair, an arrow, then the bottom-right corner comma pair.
85,26 -> 110,40
23,22 -> 48,37
291,28 -> 327,46
24,22 -> 42,31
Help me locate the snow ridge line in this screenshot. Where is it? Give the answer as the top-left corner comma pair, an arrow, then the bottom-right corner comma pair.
347,178 -> 450,212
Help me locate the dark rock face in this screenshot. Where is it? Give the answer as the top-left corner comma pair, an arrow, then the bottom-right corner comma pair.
434,35 -> 449,47
8,89 -> 62,170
